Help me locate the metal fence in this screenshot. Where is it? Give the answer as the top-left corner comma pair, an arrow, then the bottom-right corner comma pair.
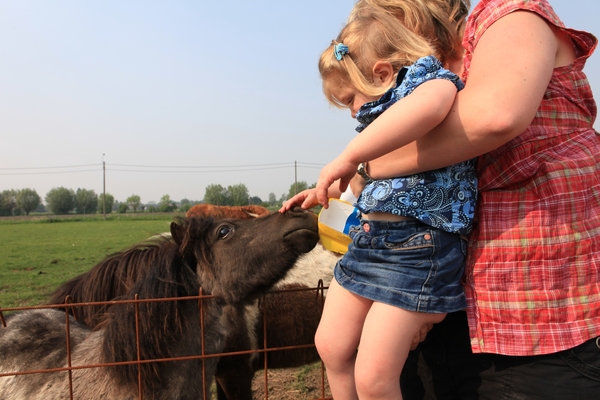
0,283 -> 332,400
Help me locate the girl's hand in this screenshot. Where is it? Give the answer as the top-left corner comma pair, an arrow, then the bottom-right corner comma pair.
315,156 -> 359,208
279,188 -> 320,213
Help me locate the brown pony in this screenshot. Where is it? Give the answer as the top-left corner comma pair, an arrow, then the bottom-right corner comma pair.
0,209 -> 319,400
186,203 -> 270,219
48,204 -> 339,400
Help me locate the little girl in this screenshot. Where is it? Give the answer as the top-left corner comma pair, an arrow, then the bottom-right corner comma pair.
281,5 -> 476,400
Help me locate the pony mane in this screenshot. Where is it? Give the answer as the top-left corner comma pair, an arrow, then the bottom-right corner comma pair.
48,236 -> 173,327
101,218 -> 215,390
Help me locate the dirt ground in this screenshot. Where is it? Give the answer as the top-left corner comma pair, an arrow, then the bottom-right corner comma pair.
250,364 -> 331,400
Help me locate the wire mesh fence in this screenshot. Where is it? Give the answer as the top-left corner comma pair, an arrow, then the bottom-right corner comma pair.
0,283 -> 332,400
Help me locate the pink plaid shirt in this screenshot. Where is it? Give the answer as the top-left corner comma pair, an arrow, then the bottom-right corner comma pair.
462,0 -> 599,355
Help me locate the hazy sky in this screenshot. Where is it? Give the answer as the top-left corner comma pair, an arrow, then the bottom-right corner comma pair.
2,1 -> 598,204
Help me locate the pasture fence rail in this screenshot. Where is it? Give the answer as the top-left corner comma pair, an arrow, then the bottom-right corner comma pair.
0,282 -> 332,400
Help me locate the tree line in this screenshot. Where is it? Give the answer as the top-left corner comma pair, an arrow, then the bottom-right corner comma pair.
0,181 -> 313,216
0,188 -> 111,216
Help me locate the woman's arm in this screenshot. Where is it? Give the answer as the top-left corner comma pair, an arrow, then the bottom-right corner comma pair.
368,11 -> 558,178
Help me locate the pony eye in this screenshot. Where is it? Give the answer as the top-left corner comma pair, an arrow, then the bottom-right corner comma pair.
217,225 -> 233,240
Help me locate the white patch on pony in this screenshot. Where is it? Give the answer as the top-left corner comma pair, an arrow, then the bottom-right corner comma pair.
244,301 -> 261,364
276,242 -> 341,289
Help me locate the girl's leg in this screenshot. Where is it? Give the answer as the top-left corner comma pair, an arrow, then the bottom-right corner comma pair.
315,278 -> 373,400
355,303 -> 445,400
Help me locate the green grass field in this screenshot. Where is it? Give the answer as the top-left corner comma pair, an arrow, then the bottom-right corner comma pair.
0,214 -> 179,309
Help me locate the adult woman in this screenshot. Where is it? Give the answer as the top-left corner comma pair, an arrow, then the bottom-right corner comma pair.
314,0 -> 599,397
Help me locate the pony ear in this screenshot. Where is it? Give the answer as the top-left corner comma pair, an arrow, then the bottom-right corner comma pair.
170,221 -> 183,246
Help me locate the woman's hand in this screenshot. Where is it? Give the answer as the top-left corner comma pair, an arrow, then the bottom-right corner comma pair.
410,323 -> 433,350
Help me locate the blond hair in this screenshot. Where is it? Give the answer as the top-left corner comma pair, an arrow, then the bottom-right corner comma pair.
320,6 -> 433,108
350,0 -> 470,65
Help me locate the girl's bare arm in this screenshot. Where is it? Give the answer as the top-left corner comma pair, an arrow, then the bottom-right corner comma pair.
315,78 -> 458,206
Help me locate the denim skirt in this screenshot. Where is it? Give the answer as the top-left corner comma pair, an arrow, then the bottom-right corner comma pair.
334,219 -> 467,313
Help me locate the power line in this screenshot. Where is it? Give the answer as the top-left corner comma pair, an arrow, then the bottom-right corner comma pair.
110,162 -> 295,169
109,166 -> 293,174
0,161 -> 325,176
0,164 -> 100,171
0,168 -> 101,176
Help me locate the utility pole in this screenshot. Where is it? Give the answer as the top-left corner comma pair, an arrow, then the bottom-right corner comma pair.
294,160 -> 298,195
103,154 -> 106,221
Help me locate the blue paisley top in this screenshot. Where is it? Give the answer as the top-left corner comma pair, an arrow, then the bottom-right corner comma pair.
355,55 -> 477,234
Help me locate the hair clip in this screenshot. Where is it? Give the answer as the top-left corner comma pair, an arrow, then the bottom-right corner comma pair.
334,43 -> 349,61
